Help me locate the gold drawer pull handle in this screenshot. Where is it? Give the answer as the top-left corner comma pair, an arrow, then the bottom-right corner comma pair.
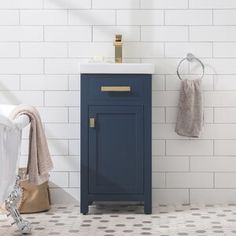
101,86 -> 131,92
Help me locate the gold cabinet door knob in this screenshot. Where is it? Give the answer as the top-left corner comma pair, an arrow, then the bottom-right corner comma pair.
89,118 -> 96,128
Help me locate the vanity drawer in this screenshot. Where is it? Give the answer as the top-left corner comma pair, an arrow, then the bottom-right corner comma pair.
83,74 -> 149,101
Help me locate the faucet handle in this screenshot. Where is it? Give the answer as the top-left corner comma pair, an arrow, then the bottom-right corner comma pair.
115,34 -> 122,42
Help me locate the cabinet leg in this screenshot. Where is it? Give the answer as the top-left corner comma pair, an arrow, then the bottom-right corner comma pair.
144,201 -> 152,214
81,203 -> 89,215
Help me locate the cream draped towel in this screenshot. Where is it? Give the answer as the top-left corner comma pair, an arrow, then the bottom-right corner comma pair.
175,79 -> 204,138
9,105 -> 53,185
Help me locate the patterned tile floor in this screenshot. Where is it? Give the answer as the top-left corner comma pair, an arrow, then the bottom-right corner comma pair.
1,204 -> 236,235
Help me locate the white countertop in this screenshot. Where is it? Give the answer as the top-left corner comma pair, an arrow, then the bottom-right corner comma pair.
80,63 -> 155,74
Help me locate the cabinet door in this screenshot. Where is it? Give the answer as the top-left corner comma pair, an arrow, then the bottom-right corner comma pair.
89,106 -> 144,194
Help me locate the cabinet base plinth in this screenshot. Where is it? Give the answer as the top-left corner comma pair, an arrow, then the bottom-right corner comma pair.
80,199 -> 152,215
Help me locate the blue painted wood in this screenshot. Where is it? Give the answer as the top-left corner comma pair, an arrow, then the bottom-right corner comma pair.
81,74 -> 152,214
89,105 -> 143,194
80,76 -> 89,214
87,74 -> 145,101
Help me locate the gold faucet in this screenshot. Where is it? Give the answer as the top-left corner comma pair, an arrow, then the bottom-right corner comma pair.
114,34 -> 123,63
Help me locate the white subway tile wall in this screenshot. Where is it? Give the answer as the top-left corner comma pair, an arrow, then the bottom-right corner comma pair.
2,0 -> 236,205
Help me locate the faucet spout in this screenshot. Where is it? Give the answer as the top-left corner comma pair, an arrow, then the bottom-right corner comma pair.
114,34 -> 123,63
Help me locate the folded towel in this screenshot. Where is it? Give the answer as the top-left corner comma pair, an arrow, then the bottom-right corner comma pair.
175,79 -> 204,138
9,105 -> 53,185
0,205 -> 6,214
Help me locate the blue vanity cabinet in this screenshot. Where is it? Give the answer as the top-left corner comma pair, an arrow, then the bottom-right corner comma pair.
81,74 -> 152,214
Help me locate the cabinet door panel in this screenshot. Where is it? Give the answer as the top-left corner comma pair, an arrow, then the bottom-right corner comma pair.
89,106 -> 143,194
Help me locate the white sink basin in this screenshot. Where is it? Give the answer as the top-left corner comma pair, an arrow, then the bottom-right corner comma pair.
80,63 -> 155,74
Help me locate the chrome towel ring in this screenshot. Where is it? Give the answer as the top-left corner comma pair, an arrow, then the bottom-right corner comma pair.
177,53 -> 205,80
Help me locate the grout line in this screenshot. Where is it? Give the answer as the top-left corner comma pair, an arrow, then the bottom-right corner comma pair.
188,188 -> 190,204
18,41 -> 21,57
212,8 -> 214,26
6,23 -> 236,27
19,74 -> 22,90
43,57 -> 45,74
18,9 -> 21,25
213,172 -> 215,188
139,24 -> 142,41
212,41 -> 214,58
43,90 -> 45,106
163,9 -> 166,25
67,74 -> 70,90
67,9 -> 69,25
164,172 -> 167,188
68,171 -> 70,187
43,25 -> 45,41
164,139 -> 167,156
189,156 -> 191,172
115,9 -> 117,26
91,25 -> 94,42
163,42 -> 166,57
164,106 -> 167,123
